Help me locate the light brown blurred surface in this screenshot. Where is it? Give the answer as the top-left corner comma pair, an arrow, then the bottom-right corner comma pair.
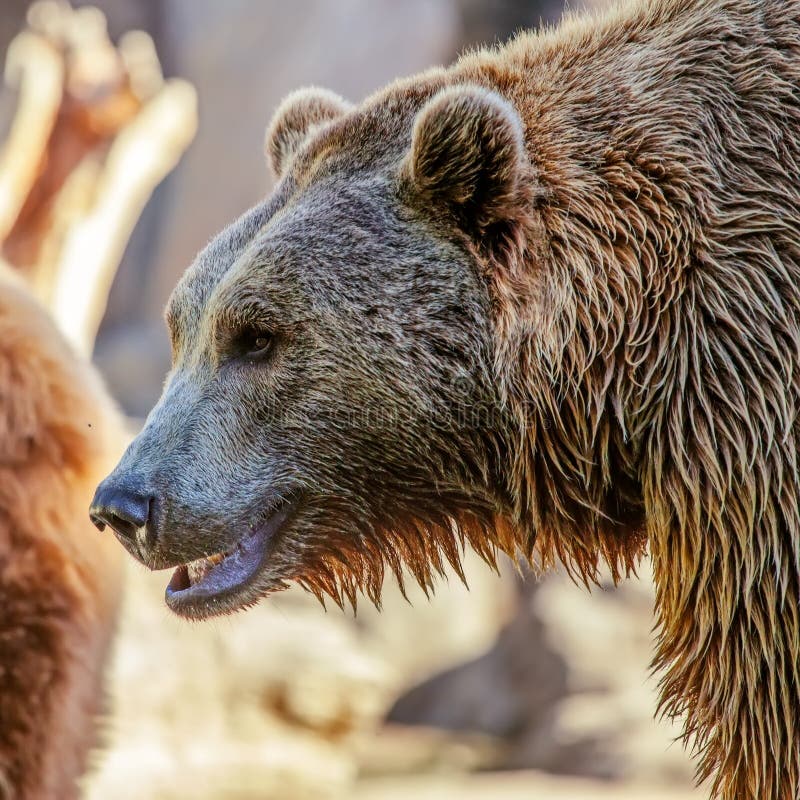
82,554 -> 700,799
355,773 -> 700,800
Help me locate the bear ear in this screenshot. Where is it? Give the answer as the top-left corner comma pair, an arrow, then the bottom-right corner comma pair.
403,85 -> 527,232
265,87 -> 352,179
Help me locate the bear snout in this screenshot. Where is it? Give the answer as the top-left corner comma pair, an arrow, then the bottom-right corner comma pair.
90,479 -> 158,564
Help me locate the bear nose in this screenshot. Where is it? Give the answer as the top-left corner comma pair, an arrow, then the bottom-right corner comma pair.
90,483 -> 154,547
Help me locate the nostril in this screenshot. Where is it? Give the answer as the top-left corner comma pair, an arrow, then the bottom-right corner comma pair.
89,483 -> 154,544
100,512 -> 140,542
89,513 -> 107,532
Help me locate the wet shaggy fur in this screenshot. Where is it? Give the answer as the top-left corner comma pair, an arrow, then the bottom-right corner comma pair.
0,268 -> 123,799
97,0 -> 800,798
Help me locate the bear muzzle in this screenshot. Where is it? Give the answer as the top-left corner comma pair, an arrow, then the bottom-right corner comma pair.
90,480 -> 158,565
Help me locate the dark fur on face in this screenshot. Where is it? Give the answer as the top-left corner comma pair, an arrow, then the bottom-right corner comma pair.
95,1 -> 800,798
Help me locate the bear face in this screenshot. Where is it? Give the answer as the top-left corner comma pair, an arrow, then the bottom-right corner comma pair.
92,83 -> 535,618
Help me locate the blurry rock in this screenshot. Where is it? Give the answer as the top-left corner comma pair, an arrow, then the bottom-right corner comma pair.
353,770 -> 701,800
387,578 -> 567,742
384,562 -> 695,786
356,725 -> 500,778
528,564 -> 694,785
352,552 -> 515,682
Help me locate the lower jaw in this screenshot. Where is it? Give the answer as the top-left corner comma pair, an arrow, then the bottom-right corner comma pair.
164,501 -> 295,618
165,575 -> 273,619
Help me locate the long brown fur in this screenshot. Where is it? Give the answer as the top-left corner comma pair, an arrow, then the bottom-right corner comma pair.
294,1 -> 800,795
0,268 -> 123,799
456,2 -> 800,797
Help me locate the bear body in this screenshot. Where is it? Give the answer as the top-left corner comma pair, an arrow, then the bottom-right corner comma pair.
93,1 -> 800,798
0,267 -> 123,799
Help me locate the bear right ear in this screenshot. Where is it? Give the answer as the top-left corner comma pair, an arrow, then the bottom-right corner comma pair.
265,87 -> 352,179
402,85 -> 527,235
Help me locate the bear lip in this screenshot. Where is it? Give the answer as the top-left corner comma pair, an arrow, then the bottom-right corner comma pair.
164,499 -> 295,617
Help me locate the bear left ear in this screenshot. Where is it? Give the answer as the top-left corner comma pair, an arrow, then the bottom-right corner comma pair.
265,87 -> 352,179
403,85 -> 527,233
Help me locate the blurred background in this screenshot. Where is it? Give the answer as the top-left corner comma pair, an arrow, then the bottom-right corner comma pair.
0,1 -> 703,798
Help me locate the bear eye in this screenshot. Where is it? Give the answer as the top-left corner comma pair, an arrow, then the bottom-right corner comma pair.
234,327 -> 274,361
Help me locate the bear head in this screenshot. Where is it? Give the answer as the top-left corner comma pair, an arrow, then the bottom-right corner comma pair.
91,81 -> 539,617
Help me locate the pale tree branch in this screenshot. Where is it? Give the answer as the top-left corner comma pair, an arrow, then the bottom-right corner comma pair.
0,1 -> 197,355
51,79 -> 197,355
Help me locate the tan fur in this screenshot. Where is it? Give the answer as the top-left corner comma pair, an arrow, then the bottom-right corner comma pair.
0,267 -> 123,799
264,87 -> 353,179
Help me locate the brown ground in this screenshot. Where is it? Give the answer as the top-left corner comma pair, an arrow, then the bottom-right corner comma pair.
83,553 -> 701,800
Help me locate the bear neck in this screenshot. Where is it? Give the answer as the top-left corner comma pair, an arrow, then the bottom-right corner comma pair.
453,3 -> 800,798
451,0 -> 740,578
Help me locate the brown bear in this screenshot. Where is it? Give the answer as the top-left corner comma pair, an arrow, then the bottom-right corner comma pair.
0,266 -> 123,799
90,0 -> 800,797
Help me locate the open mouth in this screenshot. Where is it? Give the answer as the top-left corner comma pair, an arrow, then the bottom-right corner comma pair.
165,499 -> 295,618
